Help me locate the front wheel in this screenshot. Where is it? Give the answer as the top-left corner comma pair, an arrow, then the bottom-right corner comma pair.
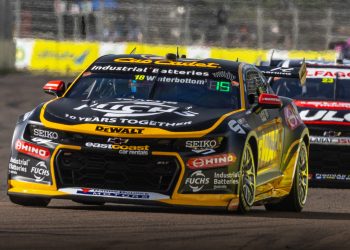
9,195 -> 50,207
237,143 -> 256,214
265,141 -> 308,212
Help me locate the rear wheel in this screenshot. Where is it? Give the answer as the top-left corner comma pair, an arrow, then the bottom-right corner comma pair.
265,141 -> 308,212
237,143 -> 256,214
9,195 -> 50,207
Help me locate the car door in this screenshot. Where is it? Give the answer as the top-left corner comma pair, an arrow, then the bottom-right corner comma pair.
243,65 -> 284,185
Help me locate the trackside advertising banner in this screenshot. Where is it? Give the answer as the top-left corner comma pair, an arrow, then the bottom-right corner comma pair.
14,38 -> 337,74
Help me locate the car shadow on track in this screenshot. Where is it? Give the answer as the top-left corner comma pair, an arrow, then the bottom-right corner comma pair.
47,203 -> 350,221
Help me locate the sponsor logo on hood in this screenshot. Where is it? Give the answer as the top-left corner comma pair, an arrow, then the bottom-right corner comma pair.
74,99 -> 198,118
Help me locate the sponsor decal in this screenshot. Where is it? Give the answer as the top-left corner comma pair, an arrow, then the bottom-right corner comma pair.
299,110 -> 350,123
309,136 -> 350,145
156,76 -> 205,85
258,93 -> 281,106
74,99 -> 198,118
95,125 -> 144,134
58,188 -> 169,200
315,173 -> 350,181
228,120 -> 246,134
284,104 -> 302,130
323,131 -> 341,137
8,156 -> 51,185
237,118 -> 250,128
91,65 -> 148,73
65,114 -> 118,123
30,161 -> 50,182
15,140 -> 50,160
32,128 -> 59,140
85,142 -> 150,155
154,68 -> 209,76
107,137 -> 129,144
212,71 -> 236,81
185,170 -> 210,192
183,169 -> 240,193
307,68 -> 350,79
294,100 -> 350,111
119,118 -> 192,127
191,149 -> 216,155
187,153 -> 236,170
77,188 -> 150,199
91,67 -> 211,77
185,139 -> 221,150
258,109 -> 269,122
30,137 -> 53,145
113,57 -> 221,68
9,157 -> 29,175
213,171 -> 240,190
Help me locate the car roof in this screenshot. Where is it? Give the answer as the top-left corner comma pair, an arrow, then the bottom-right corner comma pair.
94,54 -> 242,72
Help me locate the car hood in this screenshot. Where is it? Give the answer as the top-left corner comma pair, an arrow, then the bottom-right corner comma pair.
294,100 -> 350,126
41,98 -> 235,133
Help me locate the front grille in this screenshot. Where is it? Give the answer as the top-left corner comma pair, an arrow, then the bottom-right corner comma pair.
309,145 -> 350,173
55,149 -> 180,195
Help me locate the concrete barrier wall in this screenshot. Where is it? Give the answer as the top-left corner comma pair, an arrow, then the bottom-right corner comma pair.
0,40 -> 15,71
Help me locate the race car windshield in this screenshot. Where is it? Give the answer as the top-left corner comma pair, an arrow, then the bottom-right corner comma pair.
66,72 -> 241,109
271,77 -> 350,101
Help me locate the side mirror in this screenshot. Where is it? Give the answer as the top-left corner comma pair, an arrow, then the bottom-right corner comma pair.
258,93 -> 282,109
43,80 -> 66,97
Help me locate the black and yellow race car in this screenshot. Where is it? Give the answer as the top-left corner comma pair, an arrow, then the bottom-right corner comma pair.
8,54 -> 309,213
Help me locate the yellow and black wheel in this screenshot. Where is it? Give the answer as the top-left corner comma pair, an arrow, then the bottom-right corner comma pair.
237,143 -> 256,214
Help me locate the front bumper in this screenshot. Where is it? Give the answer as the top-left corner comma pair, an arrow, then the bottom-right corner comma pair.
309,143 -> 350,187
8,143 -> 239,208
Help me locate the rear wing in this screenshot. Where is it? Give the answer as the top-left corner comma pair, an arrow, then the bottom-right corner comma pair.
257,61 -> 307,85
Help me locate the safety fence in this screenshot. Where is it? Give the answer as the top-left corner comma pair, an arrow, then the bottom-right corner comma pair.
15,38 -> 337,74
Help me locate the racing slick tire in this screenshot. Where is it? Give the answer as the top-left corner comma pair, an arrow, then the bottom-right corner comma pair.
265,141 -> 308,212
9,195 -> 51,207
237,143 -> 256,214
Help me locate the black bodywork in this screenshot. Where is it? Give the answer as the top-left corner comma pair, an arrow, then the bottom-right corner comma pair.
8,54 -> 308,207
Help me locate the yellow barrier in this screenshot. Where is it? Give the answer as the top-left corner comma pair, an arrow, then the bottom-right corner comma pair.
30,39 -> 99,73
211,48 -> 268,64
288,50 -> 336,61
25,39 -> 338,74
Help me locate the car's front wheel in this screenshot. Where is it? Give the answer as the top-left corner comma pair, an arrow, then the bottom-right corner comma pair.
9,195 -> 51,207
265,141 -> 308,212
237,143 -> 256,214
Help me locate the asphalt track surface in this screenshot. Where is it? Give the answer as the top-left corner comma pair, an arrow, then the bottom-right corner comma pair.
1,73 -> 350,250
